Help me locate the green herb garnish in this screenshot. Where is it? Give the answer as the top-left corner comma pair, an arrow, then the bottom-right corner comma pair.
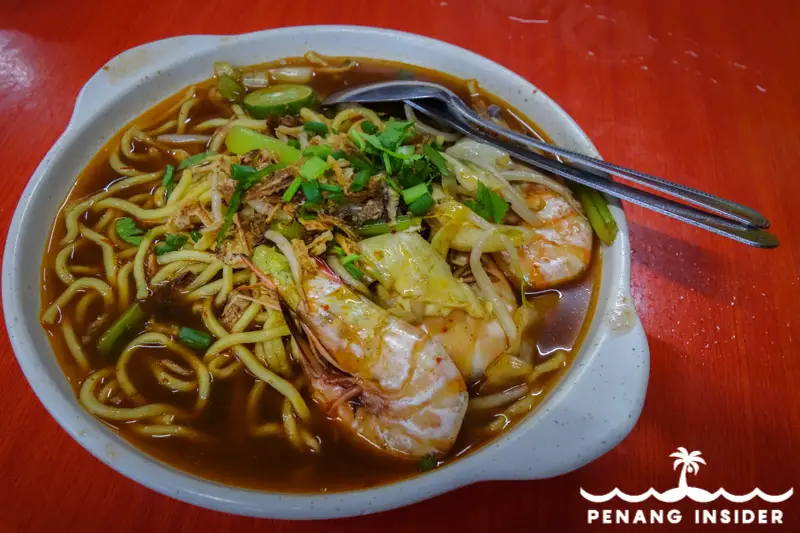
161,164 -> 176,197
155,234 -> 188,255
408,193 -> 436,216
402,183 -> 430,205
423,144 -> 449,176
301,180 -> 322,203
178,151 -> 215,170
178,327 -> 213,350
465,182 -> 509,223
303,121 -> 329,136
189,229 -> 202,243
319,183 -> 343,193
218,164 -> 281,245
303,145 -> 333,160
419,454 -> 437,472
299,156 -> 329,181
282,176 -> 303,203
361,121 -> 378,134
97,303 -> 147,356
287,138 -> 301,149
115,217 -> 144,245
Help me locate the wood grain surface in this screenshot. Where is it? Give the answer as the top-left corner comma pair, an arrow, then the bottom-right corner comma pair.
1,0 -> 798,531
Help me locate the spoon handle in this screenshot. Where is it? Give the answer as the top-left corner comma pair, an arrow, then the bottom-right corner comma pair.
406,100 -> 779,249
448,100 -> 770,229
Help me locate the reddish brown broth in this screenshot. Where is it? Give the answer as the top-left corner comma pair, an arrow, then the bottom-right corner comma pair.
40,57 -> 600,492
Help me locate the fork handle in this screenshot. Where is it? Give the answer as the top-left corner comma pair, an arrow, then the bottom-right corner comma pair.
449,100 -> 771,229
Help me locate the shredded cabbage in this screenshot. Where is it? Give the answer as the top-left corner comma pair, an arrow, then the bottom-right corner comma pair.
358,233 -> 485,318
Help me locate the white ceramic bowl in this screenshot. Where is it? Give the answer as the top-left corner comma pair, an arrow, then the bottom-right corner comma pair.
2,26 -> 649,519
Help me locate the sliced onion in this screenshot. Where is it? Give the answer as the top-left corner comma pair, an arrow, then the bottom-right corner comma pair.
214,61 -> 239,79
501,170 -> 584,214
264,230 -> 303,290
156,134 -> 212,145
209,171 -> 224,227
404,104 -> 461,142
269,67 -> 313,84
471,230 -> 517,344
326,255 -> 370,296
468,384 -> 529,411
242,70 -> 270,88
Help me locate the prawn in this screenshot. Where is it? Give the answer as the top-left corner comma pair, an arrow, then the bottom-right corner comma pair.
244,250 -> 468,460
422,259 -> 521,381
496,181 -> 592,289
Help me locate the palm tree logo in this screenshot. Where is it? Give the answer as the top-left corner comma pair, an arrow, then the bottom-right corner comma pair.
670,447 -> 707,491
580,446 -> 794,503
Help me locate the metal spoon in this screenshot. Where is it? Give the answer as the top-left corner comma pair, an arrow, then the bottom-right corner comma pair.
324,80 -> 771,230
403,99 -> 778,248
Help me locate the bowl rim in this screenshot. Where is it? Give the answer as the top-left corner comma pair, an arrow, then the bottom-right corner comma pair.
2,25 -> 649,519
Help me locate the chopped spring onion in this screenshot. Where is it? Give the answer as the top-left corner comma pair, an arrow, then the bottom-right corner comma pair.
189,229 -> 202,242
97,303 -> 147,356
350,168 -> 371,192
318,183 -> 343,193
402,183 -> 430,205
115,217 -> 144,245
359,215 -> 422,237
341,253 -> 360,266
299,156 -> 328,180
178,327 -> 213,350
161,164 -> 176,196
303,121 -> 329,135
330,149 -> 348,160
344,263 -> 364,280
423,144 -> 449,176
303,145 -> 333,160
301,180 -> 322,203
177,151 -> 215,170
408,193 -> 436,216
575,185 -> 618,245
282,177 -> 303,202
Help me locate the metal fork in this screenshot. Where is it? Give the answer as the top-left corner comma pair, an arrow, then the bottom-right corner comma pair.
323,81 -> 778,248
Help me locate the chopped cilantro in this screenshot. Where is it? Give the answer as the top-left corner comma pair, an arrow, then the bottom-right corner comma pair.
115,217 -> 144,245
465,182 -> 509,223
361,121 -> 378,134
155,234 -> 188,255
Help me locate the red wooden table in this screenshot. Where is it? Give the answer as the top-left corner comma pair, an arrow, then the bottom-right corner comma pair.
1,1 -> 798,531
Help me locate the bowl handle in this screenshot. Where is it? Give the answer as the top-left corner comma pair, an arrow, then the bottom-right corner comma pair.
477,317 -> 649,480
68,35 -> 224,129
